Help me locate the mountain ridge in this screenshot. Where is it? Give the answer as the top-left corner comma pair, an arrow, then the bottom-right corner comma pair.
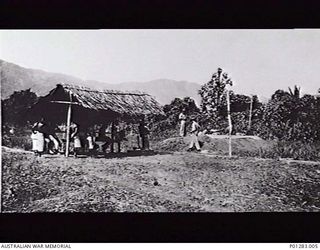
0,59 -> 201,105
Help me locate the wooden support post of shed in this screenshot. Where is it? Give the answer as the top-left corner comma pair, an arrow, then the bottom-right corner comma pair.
50,99 -> 78,157
110,122 -> 114,153
65,93 -> 72,157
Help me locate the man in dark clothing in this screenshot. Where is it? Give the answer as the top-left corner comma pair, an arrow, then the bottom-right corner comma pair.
45,122 -> 60,154
138,119 -> 150,150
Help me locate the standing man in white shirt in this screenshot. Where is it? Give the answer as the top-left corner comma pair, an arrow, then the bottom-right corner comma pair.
187,116 -> 201,152
178,108 -> 187,137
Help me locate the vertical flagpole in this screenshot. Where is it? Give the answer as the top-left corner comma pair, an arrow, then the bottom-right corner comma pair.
248,94 -> 253,132
0,139 -> 2,212
226,86 -> 232,157
65,93 -> 72,157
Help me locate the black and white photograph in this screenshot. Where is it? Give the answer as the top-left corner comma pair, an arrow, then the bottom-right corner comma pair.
1,29 -> 320,215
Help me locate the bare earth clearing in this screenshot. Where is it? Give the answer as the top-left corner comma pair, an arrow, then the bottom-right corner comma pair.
2,136 -> 320,212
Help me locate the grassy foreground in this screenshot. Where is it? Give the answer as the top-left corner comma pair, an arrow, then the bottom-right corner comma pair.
2,146 -> 320,212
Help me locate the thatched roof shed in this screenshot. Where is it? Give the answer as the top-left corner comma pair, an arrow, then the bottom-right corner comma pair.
32,83 -> 164,156
62,83 -> 164,116
33,83 -> 164,124
48,83 -> 163,115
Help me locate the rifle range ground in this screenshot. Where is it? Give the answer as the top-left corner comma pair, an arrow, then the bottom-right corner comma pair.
2,136 -> 320,212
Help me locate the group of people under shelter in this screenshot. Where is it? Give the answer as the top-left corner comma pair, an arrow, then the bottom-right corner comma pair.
30,107 -> 210,157
30,117 -> 151,157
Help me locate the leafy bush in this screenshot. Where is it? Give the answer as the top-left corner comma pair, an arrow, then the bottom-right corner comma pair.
148,97 -> 200,139
2,126 -> 33,150
1,89 -> 38,126
255,91 -> 320,142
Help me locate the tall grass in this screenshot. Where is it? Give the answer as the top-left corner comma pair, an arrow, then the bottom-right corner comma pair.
272,141 -> 320,161
236,141 -> 320,161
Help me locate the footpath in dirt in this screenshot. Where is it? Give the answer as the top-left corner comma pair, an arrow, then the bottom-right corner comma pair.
2,145 -> 320,212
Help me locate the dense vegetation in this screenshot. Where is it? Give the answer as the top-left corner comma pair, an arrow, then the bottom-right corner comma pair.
2,70 -> 320,161
148,69 -> 320,160
1,88 -> 38,127
149,69 -> 319,141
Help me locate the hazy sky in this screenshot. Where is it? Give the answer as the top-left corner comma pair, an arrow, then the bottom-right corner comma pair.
1,29 -> 320,97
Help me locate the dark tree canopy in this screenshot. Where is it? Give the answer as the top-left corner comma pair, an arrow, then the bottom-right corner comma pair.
148,97 -> 200,138
256,86 -> 320,142
218,92 -> 262,115
163,97 -> 199,117
198,68 -> 233,113
1,88 -> 38,126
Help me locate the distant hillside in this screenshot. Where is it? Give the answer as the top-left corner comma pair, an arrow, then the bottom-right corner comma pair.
0,59 -> 88,99
113,79 -> 201,105
0,60 -> 201,105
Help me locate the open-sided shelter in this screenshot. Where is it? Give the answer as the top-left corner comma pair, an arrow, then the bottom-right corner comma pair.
32,83 -> 165,156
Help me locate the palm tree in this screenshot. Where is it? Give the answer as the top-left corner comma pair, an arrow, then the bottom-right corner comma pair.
287,85 -> 301,136
288,85 -> 301,99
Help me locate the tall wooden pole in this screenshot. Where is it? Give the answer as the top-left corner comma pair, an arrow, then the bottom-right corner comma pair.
226,87 -> 232,157
65,93 -> 72,157
0,143 -> 2,212
111,122 -> 115,153
248,95 -> 253,132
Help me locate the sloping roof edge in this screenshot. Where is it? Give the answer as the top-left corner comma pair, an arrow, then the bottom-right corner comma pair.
49,83 -> 165,116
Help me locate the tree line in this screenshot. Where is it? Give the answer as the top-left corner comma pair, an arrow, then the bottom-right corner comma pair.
150,68 -> 320,143
2,70 -> 320,144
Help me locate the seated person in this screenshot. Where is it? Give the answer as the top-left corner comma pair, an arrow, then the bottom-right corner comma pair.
86,129 -> 96,157
93,124 -> 112,153
45,121 -> 61,154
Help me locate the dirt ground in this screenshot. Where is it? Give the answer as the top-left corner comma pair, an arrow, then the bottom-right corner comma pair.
2,143 -> 320,212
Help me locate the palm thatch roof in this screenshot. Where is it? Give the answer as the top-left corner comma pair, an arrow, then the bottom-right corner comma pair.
43,83 -> 164,117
